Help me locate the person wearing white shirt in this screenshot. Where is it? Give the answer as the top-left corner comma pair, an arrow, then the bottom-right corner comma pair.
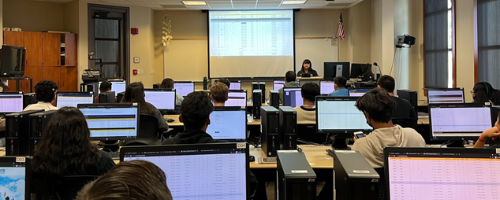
24,80 -> 59,111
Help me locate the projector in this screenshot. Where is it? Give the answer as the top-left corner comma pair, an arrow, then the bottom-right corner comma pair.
396,35 -> 415,48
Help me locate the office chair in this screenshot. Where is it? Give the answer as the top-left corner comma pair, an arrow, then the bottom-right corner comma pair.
36,175 -> 99,200
374,168 -> 386,200
392,118 -> 418,129
123,114 -> 161,146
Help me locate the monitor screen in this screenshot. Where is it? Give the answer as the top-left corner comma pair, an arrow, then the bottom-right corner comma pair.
78,103 -> 139,140
226,91 -> 247,107
98,81 -> 127,94
56,92 -> 94,108
0,157 -> 29,200
348,88 -> 371,97
0,92 -> 23,113
283,88 -> 302,108
273,80 -> 285,91
429,104 -> 491,139
427,88 -> 465,104
174,82 -> 195,96
144,89 -> 176,110
320,81 -> 335,95
385,148 -> 500,200
121,143 -> 248,200
229,82 -> 241,90
206,108 -> 247,140
316,97 -> 372,133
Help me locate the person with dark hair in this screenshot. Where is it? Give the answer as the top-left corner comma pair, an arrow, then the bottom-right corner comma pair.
218,78 -> 230,88
121,82 -> 169,135
76,160 -> 173,200
160,78 -> 183,106
279,71 -> 300,103
295,82 -> 320,122
328,76 -> 348,96
31,107 -> 115,198
474,111 -> 500,148
297,59 -> 318,77
210,82 -> 229,106
352,88 -> 425,168
377,75 -> 417,119
24,80 -> 59,111
472,82 -> 500,105
94,81 -> 113,103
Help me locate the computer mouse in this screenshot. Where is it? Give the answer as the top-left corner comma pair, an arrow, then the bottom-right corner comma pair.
167,118 -> 175,122
249,155 -> 255,162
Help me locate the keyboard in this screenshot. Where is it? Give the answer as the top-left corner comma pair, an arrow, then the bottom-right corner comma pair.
107,151 -> 120,160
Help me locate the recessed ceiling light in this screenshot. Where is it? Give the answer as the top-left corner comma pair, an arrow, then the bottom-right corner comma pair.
282,0 -> 306,4
182,1 -> 207,5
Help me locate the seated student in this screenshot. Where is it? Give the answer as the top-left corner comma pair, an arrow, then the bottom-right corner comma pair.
210,82 -> 229,107
474,111 -> 500,148
472,82 -> 500,105
328,76 -> 349,97
94,81 -> 112,103
76,160 -> 173,200
218,78 -> 230,88
377,75 -> 417,119
279,71 -> 300,103
294,82 -> 320,122
297,59 -> 318,77
32,107 -> 115,198
121,82 -> 169,135
160,78 -> 184,106
24,80 -> 59,111
352,88 -> 426,168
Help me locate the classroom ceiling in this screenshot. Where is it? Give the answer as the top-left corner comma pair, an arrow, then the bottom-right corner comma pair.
35,0 -> 363,10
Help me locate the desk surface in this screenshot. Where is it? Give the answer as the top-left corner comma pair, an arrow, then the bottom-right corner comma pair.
249,145 -> 333,169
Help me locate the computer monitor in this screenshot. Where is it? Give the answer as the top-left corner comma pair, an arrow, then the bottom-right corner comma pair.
283,87 -> 303,108
427,88 -> 465,104
274,80 -> 285,91
98,80 -> 127,94
320,81 -> 335,95
174,81 -> 195,97
226,90 -> 247,107
98,91 -> 116,103
385,147 -> 500,200
324,62 -> 350,80
230,81 -> 242,90
0,156 -> 31,200
429,103 -> 492,140
144,89 -> 176,111
316,96 -> 372,134
206,107 -> 247,141
348,88 -> 371,97
56,92 -> 94,108
78,103 -> 139,140
120,143 -> 250,200
0,92 -> 23,114
350,63 -> 367,78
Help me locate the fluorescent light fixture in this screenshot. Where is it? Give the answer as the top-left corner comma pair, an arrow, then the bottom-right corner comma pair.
282,0 -> 306,4
182,1 -> 207,5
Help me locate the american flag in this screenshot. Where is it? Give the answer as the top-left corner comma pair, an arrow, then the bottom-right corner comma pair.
338,13 -> 345,40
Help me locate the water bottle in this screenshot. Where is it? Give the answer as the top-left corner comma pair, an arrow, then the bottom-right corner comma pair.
203,77 -> 208,90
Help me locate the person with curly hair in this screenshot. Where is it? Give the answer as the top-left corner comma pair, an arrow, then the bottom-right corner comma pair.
24,80 -> 59,111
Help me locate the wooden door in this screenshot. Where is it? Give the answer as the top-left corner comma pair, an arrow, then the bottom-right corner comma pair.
42,66 -> 61,87
24,66 -> 42,93
42,33 -> 61,66
64,33 -> 77,66
23,32 -> 43,67
59,66 -> 78,91
3,31 -> 24,46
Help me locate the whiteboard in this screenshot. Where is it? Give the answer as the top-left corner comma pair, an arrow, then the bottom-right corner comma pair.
295,38 -> 339,77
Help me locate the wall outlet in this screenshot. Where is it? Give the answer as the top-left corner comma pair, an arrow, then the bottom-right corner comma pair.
134,57 -> 140,63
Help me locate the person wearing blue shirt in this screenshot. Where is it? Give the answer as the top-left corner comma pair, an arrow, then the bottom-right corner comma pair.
328,76 -> 349,96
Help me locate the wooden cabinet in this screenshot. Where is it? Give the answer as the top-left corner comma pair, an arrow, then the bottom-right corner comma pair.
42,66 -> 61,86
24,66 -> 42,92
42,33 -> 61,66
64,33 -> 77,67
60,66 -> 78,91
23,32 -> 43,67
3,31 -> 23,46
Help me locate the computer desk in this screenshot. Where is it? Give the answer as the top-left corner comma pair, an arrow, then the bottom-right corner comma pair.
249,145 -> 333,169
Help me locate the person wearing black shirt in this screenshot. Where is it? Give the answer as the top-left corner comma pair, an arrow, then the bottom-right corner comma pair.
297,59 -> 319,77
377,75 -> 417,119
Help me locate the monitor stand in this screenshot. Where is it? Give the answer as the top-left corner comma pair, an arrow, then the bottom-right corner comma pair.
331,137 -> 351,150
446,140 -> 465,148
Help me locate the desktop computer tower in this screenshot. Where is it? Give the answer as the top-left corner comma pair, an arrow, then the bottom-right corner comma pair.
259,82 -> 266,103
269,90 -> 279,109
333,150 -> 380,200
260,106 -> 280,156
29,110 -> 57,156
252,89 -> 262,119
5,110 -> 44,156
23,93 -> 37,108
252,82 -> 260,91
80,82 -> 98,93
397,90 -> 418,115
99,91 -> 116,103
279,106 -> 297,150
277,150 -> 316,200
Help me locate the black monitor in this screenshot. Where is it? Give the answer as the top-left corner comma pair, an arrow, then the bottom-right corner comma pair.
429,103 -> 491,140
0,156 -> 31,199
229,81 -> 242,90
227,90 -> 247,107
0,92 -> 24,114
385,147 -> 500,200
206,106 -> 247,141
23,93 -> 37,108
348,88 -> 371,97
174,81 -> 195,97
324,62 -> 350,80
98,80 -> 126,94
78,103 -> 139,140
283,87 -> 302,108
144,89 -> 176,111
120,143 -> 250,200
316,96 -> 372,135
427,88 -> 465,104
56,92 -> 94,108
273,80 -> 285,91
397,90 -> 418,115
98,91 -> 116,103
350,63 -> 366,78
0,45 -> 26,77
320,80 -> 335,95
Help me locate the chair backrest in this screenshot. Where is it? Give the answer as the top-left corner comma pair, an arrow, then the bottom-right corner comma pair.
374,167 -> 386,200
59,175 -> 99,200
392,118 -> 418,129
123,114 -> 161,146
